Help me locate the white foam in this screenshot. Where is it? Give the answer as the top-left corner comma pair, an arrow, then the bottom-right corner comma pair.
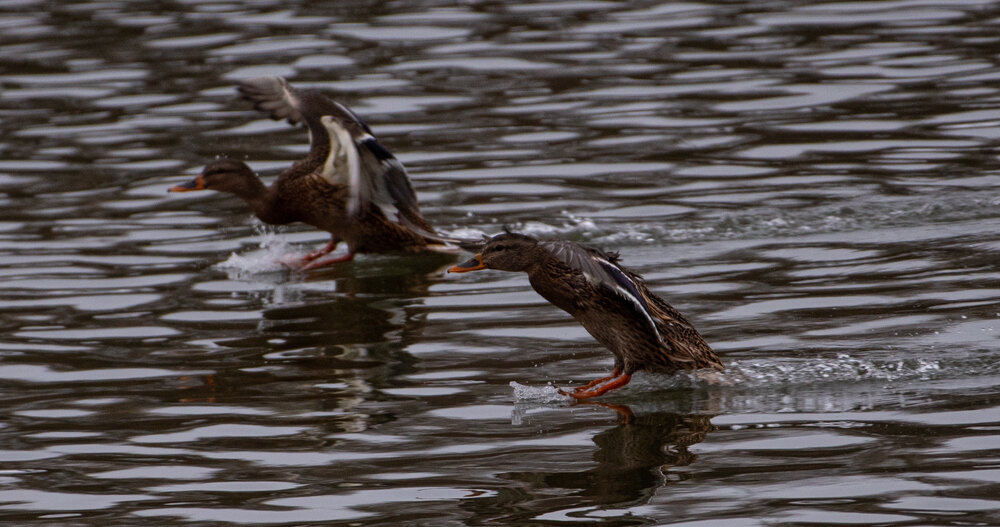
213,223 -> 292,274
216,250 -> 285,274
722,354 -> 945,386
442,226 -> 488,239
510,381 -> 570,403
518,221 -> 564,237
524,211 -> 599,238
510,354 -> 953,402
457,188 -> 1000,247
464,212 -> 604,241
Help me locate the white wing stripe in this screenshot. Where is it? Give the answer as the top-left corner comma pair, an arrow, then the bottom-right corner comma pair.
280,79 -> 299,112
587,268 -> 662,343
343,126 -> 362,217
316,116 -> 402,221
319,116 -> 344,185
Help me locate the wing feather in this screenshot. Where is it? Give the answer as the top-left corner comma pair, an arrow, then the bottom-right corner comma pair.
238,76 -> 368,163
541,241 -> 661,340
359,136 -> 420,219
237,76 -> 303,125
540,238 -> 720,370
317,120 -> 421,224
239,76 -> 425,227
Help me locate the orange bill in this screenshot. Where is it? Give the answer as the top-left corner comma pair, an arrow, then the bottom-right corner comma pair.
168,174 -> 205,193
448,254 -> 486,273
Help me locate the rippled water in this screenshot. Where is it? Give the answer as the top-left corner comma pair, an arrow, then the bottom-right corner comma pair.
2,0 -> 1000,525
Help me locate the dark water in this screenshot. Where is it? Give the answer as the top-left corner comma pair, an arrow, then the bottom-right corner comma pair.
2,0 -> 1000,524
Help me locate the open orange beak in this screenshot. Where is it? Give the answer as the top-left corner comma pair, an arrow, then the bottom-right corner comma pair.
168,174 -> 206,193
448,253 -> 486,273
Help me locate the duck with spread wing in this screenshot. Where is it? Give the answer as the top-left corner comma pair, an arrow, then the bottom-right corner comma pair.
449,231 -> 723,398
169,76 -> 466,270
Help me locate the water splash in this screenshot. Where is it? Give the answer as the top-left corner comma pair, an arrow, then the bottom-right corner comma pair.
442,226 -> 489,240
510,381 -> 569,403
215,223 -> 298,275
724,354 -> 944,386
511,354 -> 952,404
507,353 -> 978,417
519,212 -> 599,239
462,190 -> 1000,246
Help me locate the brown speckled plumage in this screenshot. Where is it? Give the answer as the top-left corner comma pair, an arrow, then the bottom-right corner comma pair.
449,232 -> 722,398
269,169 -> 437,255
169,76 -> 453,268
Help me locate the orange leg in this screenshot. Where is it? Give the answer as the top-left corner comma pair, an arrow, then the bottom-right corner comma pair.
301,239 -> 340,263
570,372 -> 632,399
278,238 -> 355,270
574,368 -> 622,392
300,251 -> 355,270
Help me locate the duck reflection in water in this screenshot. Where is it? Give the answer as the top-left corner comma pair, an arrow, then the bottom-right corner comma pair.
585,411 -> 713,504
239,254 -> 447,346
191,255 -> 453,407
471,410 -> 715,521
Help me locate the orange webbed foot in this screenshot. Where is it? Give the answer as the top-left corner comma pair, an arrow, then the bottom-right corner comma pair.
568,372 -> 632,399
573,368 -> 622,392
299,252 -> 355,270
301,240 -> 340,262
277,240 -> 351,270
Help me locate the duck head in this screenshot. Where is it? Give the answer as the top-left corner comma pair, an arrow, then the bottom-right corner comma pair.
168,159 -> 261,198
448,231 -> 542,273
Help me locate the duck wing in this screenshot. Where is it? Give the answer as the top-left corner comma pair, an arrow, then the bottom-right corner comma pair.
316,116 -> 424,224
238,76 -> 423,223
540,241 -> 659,334
237,76 -> 369,135
639,291 -> 710,365
352,126 -> 421,222
237,76 -> 305,125
542,241 -> 716,366
237,76 -> 369,181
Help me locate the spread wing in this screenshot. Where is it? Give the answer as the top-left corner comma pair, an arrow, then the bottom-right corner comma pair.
238,76 -> 422,223
353,133 -> 421,222
316,116 -> 421,223
237,76 -> 370,135
540,241 -> 660,339
237,76 -> 305,125
237,76 -> 370,178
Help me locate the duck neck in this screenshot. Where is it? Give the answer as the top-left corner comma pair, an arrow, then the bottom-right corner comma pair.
236,178 -> 281,223
522,249 -> 555,279
526,255 -> 574,314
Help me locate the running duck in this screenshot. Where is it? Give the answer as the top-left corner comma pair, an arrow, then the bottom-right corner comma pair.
448,231 -> 722,398
169,76 -> 462,270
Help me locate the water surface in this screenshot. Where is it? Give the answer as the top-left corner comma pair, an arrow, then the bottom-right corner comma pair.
2,0 -> 1000,525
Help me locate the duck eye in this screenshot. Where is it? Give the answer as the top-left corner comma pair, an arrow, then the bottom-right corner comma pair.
492,244 -> 506,252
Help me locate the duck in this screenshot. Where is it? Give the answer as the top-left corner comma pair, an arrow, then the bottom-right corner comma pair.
169,76 -> 465,270
448,231 -> 722,399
